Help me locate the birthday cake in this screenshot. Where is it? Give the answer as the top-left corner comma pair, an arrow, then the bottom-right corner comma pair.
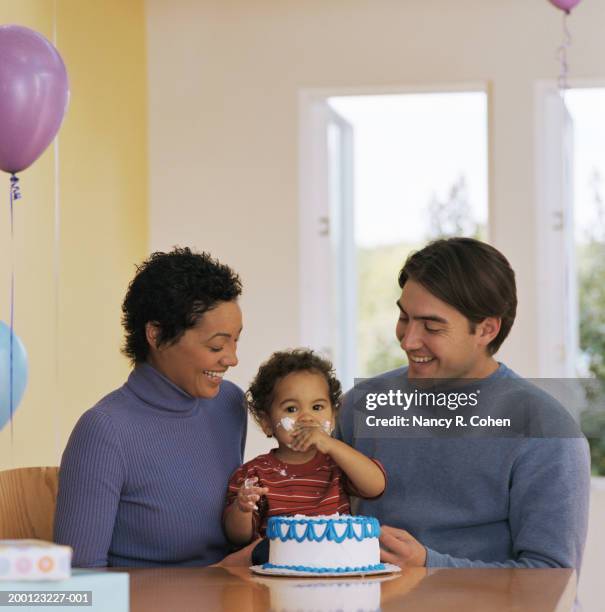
262,514 -> 385,574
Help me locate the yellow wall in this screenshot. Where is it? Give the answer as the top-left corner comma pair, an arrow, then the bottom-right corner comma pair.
0,0 -> 148,468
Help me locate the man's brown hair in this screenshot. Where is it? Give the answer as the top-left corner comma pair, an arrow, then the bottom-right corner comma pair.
398,237 -> 517,355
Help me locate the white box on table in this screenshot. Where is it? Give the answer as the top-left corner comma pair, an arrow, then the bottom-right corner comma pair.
0,540 -> 71,581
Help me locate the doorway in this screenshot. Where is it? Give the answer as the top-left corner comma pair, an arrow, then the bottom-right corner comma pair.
299,87 -> 489,387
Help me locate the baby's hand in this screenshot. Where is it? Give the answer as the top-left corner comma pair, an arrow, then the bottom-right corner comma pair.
237,477 -> 268,513
290,421 -> 334,454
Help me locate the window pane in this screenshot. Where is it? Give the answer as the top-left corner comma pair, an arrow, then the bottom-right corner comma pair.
329,93 -> 488,377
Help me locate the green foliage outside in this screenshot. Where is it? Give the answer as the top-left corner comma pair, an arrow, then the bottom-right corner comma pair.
581,407 -> 605,476
357,242 -> 415,377
427,176 -> 486,241
578,241 -> 605,381
578,239 -> 605,475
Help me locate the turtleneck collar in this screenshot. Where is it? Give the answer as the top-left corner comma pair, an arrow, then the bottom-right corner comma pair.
125,362 -> 200,414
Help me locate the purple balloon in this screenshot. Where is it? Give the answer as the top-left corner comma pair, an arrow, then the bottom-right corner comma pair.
0,25 -> 69,174
548,0 -> 582,13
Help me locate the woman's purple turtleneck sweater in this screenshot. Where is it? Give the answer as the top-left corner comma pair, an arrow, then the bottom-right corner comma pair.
53,363 -> 246,567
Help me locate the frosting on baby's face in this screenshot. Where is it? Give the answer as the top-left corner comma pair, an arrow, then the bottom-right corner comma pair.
276,416 -> 332,434
278,416 -> 296,431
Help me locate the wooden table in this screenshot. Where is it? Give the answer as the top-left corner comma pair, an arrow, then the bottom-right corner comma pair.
116,565 -> 576,612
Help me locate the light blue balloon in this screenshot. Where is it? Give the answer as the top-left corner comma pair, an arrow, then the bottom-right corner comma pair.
0,321 -> 28,430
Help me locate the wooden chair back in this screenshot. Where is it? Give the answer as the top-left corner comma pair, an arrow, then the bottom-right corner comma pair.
0,467 -> 59,541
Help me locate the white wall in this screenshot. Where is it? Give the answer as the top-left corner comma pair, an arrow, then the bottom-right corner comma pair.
146,0 -> 604,606
146,0 -> 605,380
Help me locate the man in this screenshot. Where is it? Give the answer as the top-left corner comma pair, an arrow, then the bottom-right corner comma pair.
337,237 -> 590,568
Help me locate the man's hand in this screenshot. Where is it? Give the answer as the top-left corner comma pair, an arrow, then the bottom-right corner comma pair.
290,421 -> 334,454
236,477 -> 268,513
380,525 -> 427,568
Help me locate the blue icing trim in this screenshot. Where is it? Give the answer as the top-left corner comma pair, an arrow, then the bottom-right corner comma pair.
266,515 -> 380,543
262,562 -> 386,573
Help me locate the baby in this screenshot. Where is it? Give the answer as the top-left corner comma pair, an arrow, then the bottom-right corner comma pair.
223,349 -> 386,558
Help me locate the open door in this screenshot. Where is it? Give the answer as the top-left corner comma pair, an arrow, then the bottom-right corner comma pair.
299,95 -> 356,389
535,85 -> 578,377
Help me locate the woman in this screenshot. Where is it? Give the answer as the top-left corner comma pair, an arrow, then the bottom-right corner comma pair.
54,247 -> 248,567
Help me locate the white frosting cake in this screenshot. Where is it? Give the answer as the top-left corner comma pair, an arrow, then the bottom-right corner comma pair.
264,514 -> 384,574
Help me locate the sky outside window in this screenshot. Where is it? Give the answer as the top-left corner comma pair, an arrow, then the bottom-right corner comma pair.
328,92 -> 488,249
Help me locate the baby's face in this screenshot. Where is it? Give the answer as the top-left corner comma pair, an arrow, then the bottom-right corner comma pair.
264,370 -> 334,448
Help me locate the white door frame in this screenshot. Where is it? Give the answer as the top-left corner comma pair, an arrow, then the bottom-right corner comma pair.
533,79 -> 605,377
298,82 -> 489,385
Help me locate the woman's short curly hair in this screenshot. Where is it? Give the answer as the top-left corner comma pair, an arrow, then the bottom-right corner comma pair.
246,348 -> 342,429
121,247 -> 242,364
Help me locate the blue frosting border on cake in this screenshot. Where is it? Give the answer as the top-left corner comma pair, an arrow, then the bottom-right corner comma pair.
261,562 -> 386,573
266,515 -> 380,543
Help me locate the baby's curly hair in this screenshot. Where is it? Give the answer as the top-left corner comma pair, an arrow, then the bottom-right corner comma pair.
121,247 -> 241,364
246,349 -> 342,429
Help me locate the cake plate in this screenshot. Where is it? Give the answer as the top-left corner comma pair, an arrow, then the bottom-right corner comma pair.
250,563 -> 401,578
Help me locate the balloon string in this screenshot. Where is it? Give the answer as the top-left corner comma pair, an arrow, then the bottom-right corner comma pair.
53,136 -> 62,465
556,12 -> 572,94
53,0 -> 61,465
8,175 -> 20,446
10,174 -> 21,202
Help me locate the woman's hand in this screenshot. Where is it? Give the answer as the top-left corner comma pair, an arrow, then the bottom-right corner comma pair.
236,477 -> 268,513
289,421 -> 335,454
215,538 -> 263,567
